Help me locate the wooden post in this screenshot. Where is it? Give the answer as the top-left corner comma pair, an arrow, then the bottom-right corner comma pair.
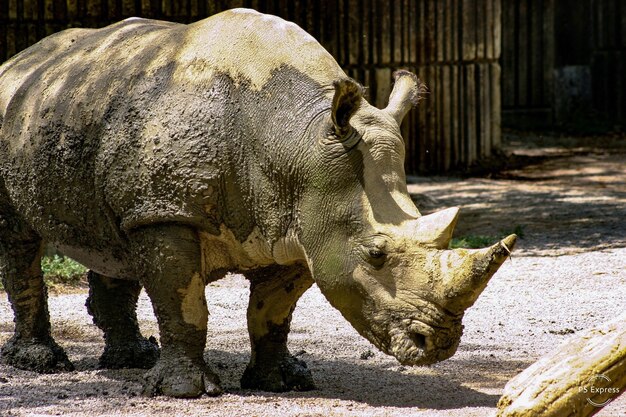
497,313 -> 626,417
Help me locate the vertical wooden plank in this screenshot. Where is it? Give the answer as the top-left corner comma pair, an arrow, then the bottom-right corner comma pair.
0,20 -> 5,62
0,0 -> 7,20
348,0 -> 359,66
542,0 -> 555,110
8,0 -> 17,20
451,0 -> 459,61
380,0 -> 391,64
530,0 -> 542,107
6,24 -> 16,59
417,0 -> 425,65
606,0 -> 616,49
121,0 -> 134,16
462,0 -> 476,60
393,0 -> 402,63
22,0 -> 35,20
417,65 -> 427,171
189,0 -> 199,19
43,0 -> 53,20
444,0 -> 453,61
451,64 -> 460,167
354,3 -> 364,74
436,0 -> 444,63
1,0 -> 8,63
375,68 -> 392,109
501,0 -> 515,107
621,0 -> 626,48
56,0 -> 68,20
490,62 -> 502,148
322,0 -> 336,59
479,63 -> 490,157
441,65 -> 452,170
424,0 -> 436,64
401,0 -> 409,65
67,0 -> 78,20
86,0 -> 100,18
485,0 -> 493,59
408,0 -> 417,64
493,0 -> 501,58
596,0 -> 606,49
424,64 -> 436,171
615,51 -> 623,122
464,64 -> 476,164
517,0 -> 528,107
341,0 -> 349,66
475,0 -> 485,59
140,0 -> 150,16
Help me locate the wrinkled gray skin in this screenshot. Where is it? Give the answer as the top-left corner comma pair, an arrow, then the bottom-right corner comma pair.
0,9 -> 515,398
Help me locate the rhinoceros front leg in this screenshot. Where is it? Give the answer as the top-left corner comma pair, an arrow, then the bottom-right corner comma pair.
0,228 -> 73,373
85,271 -> 159,369
241,264 -> 315,392
128,225 -> 221,398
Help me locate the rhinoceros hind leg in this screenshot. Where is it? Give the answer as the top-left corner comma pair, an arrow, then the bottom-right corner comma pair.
241,264 -> 315,392
86,271 -> 159,369
0,221 -> 73,373
128,225 -> 221,398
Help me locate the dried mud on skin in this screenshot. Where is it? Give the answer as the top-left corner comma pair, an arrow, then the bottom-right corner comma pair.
1,134 -> 625,416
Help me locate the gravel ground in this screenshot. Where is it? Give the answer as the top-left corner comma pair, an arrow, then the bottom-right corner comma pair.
1,133 -> 625,416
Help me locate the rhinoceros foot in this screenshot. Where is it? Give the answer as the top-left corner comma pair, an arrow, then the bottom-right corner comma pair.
0,336 -> 74,373
142,355 -> 222,398
241,354 -> 315,392
98,335 -> 160,370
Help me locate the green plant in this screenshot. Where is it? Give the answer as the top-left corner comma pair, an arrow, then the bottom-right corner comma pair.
40,255 -> 88,288
0,255 -> 88,291
450,225 -> 525,249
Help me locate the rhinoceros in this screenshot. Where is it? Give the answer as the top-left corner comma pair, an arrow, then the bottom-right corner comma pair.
0,8 -> 515,397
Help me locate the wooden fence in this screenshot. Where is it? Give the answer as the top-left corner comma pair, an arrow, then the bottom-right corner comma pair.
500,0 -> 554,127
0,0 -> 502,174
591,0 -> 626,125
501,0 -> 626,130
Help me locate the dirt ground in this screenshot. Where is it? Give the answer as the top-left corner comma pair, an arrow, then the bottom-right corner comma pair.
1,132 -> 625,416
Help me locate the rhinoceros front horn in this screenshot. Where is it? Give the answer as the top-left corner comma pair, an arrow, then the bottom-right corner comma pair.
384,70 -> 427,125
441,234 -> 517,314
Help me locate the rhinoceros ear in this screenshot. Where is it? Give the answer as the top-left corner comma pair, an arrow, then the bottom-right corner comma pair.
384,70 -> 427,125
331,78 -> 364,136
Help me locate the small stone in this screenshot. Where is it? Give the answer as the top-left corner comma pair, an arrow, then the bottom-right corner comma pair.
360,350 -> 374,360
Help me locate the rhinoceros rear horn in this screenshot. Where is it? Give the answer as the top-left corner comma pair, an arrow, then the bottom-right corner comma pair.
413,207 -> 460,249
384,70 -> 427,125
331,78 -> 364,136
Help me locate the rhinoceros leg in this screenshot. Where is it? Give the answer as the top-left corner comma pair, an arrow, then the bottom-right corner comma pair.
241,264 -> 315,392
85,271 -> 159,369
128,225 -> 221,398
0,220 -> 73,372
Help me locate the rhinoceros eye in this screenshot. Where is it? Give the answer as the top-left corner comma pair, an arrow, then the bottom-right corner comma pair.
367,248 -> 387,267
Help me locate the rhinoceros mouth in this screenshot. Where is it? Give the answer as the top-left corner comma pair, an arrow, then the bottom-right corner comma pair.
387,317 -> 463,366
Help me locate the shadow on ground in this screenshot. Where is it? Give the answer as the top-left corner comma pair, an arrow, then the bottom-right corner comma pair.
0,347 -> 534,412
408,133 -> 626,255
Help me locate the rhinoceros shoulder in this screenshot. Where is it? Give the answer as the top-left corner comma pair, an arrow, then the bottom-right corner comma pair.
173,8 -> 345,91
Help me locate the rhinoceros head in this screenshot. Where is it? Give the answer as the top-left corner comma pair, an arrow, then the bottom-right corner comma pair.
297,71 -> 516,365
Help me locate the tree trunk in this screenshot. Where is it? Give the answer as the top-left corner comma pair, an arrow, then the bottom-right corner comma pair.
497,313 -> 625,417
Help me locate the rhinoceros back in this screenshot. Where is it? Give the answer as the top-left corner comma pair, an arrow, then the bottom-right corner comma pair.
0,9 -> 345,271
